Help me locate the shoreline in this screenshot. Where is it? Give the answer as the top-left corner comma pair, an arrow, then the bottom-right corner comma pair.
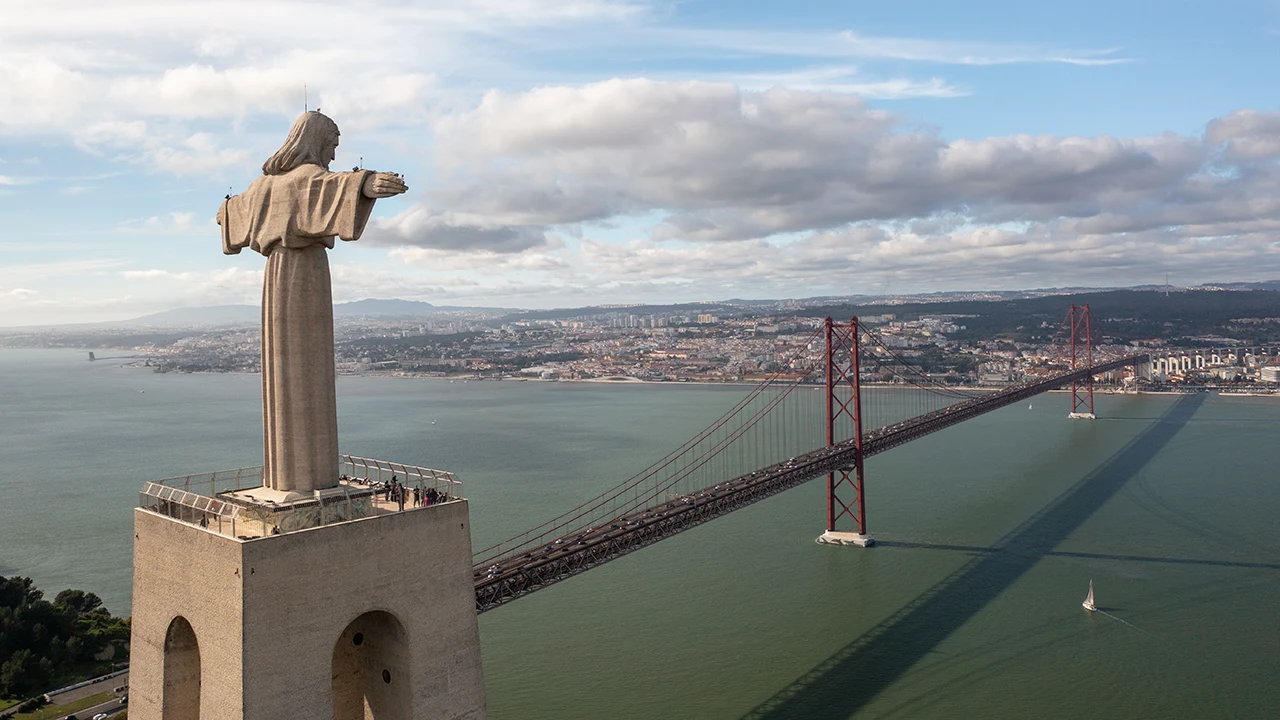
42,352 -> 1276,397
118,362 -> 1164,394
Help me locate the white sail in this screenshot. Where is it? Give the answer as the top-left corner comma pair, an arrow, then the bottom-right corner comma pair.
1083,579 -> 1097,611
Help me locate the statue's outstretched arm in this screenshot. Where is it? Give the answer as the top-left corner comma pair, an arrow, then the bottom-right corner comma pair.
217,196 -> 248,255
362,172 -> 408,199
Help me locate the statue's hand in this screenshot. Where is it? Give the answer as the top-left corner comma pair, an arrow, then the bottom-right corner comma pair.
362,171 -> 408,199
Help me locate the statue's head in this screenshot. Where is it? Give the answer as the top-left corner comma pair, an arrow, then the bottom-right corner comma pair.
262,111 -> 340,176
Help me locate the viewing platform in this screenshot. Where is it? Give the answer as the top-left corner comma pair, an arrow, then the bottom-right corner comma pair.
138,455 -> 464,540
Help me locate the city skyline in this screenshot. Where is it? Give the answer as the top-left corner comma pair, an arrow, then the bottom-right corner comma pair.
3,1 -> 1280,325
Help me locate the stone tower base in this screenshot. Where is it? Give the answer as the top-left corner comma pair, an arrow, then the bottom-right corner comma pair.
129,500 -> 486,720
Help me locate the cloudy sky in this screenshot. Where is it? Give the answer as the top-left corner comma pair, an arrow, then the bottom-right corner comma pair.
2,0 -> 1279,325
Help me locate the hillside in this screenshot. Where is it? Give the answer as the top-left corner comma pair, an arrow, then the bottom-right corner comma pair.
800,290 -> 1280,345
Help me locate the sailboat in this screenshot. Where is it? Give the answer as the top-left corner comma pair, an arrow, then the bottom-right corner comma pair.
1028,402 -> 1033,410
1082,579 -> 1097,612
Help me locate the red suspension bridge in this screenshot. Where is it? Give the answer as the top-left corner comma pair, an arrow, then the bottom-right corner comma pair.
473,305 -> 1148,612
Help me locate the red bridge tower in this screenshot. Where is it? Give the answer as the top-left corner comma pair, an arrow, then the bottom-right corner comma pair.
817,317 -> 874,547
1067,304 -> 1097,420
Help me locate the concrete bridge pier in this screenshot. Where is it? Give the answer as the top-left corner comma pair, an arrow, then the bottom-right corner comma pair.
816,530 -> 876,547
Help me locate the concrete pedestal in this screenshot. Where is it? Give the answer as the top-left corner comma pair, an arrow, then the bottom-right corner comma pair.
816,530 -> 876,547
1067,412 -> 1097,420
129,501 -> 486,720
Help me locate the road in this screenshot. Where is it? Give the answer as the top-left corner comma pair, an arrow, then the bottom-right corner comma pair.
58,696 -> 126,720
45,672 -> 127,706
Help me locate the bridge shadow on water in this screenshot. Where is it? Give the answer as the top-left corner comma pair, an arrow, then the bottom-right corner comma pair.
872,544 -> 1280,572
740,393 -> 1206,720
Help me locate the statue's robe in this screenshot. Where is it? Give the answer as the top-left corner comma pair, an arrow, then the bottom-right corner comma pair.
218,165 -> 374,494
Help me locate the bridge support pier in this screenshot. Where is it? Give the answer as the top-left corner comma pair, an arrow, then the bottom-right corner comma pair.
816,530 -> 875,547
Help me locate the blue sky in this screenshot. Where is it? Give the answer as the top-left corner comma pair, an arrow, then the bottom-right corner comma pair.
2,0 -> 1279,325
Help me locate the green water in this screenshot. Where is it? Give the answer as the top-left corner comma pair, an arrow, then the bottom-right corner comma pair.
1,349 -> 1277,718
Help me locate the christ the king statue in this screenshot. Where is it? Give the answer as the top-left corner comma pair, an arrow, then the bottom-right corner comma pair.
217,111 -> 407,495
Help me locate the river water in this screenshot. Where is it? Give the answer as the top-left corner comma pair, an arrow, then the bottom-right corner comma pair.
1,348 -> 1277,718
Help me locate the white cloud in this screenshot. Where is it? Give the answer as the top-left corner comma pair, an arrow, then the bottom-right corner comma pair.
0,0 -> 1125,178
110,263 -> 473,308
7,259 -> 131,278
348,83 -> 1280,299
0,0 -> 636,136
145,133 -> 254,176
586,27 -> 1129,67
833,31 -> 1128,66
430,219 -> 1279,303
118,266 -> 264,305
9,1 -> 1268,316
328,264 -> 461,303
1206,109 -> 1280,161
388,243 -> 571,272
365,206 -> 554,254
118,211 -> 210,234
424,79 -> 1242,244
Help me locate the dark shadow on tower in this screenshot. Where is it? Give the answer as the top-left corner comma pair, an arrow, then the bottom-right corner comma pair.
162,616 -> 201,720
332,610 -> 411,720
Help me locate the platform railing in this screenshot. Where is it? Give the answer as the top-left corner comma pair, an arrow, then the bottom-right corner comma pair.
341,455 -> 462,496
143,465 -> 263,500
138,455 -> 463,540
139,472 -> 253,537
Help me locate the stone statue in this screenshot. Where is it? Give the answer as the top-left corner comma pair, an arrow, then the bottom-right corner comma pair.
217,111 -> 407,495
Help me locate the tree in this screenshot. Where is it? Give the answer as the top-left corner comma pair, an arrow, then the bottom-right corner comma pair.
54,590 -> 102,615
0,576 -> 129,699
0,577 -> 41,609
0,649 -> 36,696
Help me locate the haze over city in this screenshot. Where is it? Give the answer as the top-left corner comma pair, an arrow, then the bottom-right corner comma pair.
3,1 -> 1279,326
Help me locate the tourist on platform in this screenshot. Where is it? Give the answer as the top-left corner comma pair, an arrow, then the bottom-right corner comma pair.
397,486 -> 406,512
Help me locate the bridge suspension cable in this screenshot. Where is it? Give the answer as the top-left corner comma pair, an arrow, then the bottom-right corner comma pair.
473,326 -> 826,567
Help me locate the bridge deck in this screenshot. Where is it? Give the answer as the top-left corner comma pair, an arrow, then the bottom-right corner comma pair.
474,354 -> 1146,613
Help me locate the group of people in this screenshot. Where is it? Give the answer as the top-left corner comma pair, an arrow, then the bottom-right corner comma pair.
339,472 -> 449,511
381,475 -> 448,511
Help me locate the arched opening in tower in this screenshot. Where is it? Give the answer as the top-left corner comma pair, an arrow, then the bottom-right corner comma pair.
332,610 -> 411,720
162,615 -> 201,720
